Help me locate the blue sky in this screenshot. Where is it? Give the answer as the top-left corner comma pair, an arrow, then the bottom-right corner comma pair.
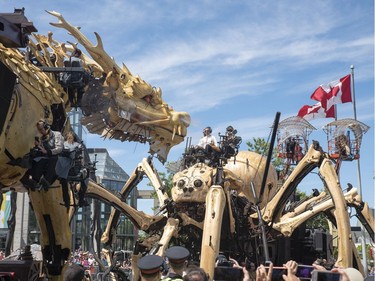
3,1 -> 374,215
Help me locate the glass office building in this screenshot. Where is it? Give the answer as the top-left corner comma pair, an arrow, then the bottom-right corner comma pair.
71,148 -> 137,251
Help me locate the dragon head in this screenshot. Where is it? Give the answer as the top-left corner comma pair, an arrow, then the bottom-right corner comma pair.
27,11 -> 191,163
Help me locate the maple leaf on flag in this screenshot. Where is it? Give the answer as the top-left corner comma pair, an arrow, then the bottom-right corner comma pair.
297,102 -> 335,120
310,74 -> 352,113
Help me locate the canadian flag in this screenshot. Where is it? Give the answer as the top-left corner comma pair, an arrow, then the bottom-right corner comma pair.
310,74 -> 352,112
297,102 -> 335,120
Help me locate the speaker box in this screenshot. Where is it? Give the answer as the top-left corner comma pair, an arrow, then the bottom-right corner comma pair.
0,260 -> 41,281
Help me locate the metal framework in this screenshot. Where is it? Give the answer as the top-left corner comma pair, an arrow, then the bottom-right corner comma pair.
277,116 -> 316,161
323,118 -> 370,160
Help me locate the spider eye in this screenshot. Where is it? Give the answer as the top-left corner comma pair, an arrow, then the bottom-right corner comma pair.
194,179 -> 203,188
177,179 -> 185,188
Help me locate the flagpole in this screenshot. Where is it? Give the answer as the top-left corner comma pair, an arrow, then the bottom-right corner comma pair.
351,65 -> 358,120
351,64 -> 368,274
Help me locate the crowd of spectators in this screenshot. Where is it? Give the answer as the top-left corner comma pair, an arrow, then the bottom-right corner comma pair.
0,245 -> 370,280
66,248 -> 133,279
61,245 -> 371,281
135,247 -> 367,281
68,249 -> 97,275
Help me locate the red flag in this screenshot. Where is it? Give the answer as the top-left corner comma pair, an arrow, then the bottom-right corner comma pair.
310,74 -> 352,105
297,102 -> 335,120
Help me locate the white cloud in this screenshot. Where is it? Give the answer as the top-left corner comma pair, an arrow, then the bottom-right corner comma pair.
1,0 -> 373,208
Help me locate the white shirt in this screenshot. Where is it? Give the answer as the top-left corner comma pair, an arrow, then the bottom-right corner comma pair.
198,135 -> 217,148
64,141 -> 81,151
88,257 -> 95,266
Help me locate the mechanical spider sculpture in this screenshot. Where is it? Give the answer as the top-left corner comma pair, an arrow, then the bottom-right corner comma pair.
94,141 -> 374,281
0,9 -> 189,280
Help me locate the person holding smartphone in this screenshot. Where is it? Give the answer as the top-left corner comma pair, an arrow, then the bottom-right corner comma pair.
313,264 -> 364,281
229,258 -> 251,281
255,261 -> 300,281
256,263 -> 273,281
281,261 -> 300,281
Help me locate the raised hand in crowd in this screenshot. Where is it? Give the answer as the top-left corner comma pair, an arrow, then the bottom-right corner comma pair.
229,258 -> 251,281
256,263 -> 273,281
331,267 -> 351,281
282,260 -> 300,281
312,263 -> 327,272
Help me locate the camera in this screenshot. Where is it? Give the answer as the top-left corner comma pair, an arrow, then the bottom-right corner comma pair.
216,255 -> 232,267
296,265 -> 314,279
214,267 -> 243,281
217,260 -> 232,267
311,270 -> 341,281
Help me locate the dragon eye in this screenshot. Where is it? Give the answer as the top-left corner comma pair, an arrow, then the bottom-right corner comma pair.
194,179 -> 203,188
177,180 -> 185,188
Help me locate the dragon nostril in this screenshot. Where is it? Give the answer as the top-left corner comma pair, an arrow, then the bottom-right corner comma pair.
188,187 -> 194,193
183,188 -> 188,193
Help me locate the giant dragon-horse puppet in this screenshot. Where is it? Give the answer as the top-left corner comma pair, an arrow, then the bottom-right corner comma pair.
0,9 -> 374,281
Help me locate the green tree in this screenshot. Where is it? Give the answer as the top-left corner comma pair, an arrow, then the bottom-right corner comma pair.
149,171 -> 174,198
356,243 -> 374,265
163,171 -> 175,196
246,137 -> 284,171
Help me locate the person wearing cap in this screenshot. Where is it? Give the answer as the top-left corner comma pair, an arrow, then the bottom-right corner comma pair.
220,125 -> 241,158
164,246 -> 190,281
137,255 -> 164,281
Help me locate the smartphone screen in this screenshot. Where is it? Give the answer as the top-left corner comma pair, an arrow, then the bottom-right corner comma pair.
296,265 -> 314,279
214,266 -> 243,281
312,270 -> 341,281
265,266 -> 287,281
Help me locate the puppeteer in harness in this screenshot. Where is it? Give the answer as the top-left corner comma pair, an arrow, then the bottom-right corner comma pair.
29,119 -> 64,189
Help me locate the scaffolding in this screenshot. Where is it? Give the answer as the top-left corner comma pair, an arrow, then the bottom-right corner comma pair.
277,116 -> 316,164
323,118 -> 370,161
